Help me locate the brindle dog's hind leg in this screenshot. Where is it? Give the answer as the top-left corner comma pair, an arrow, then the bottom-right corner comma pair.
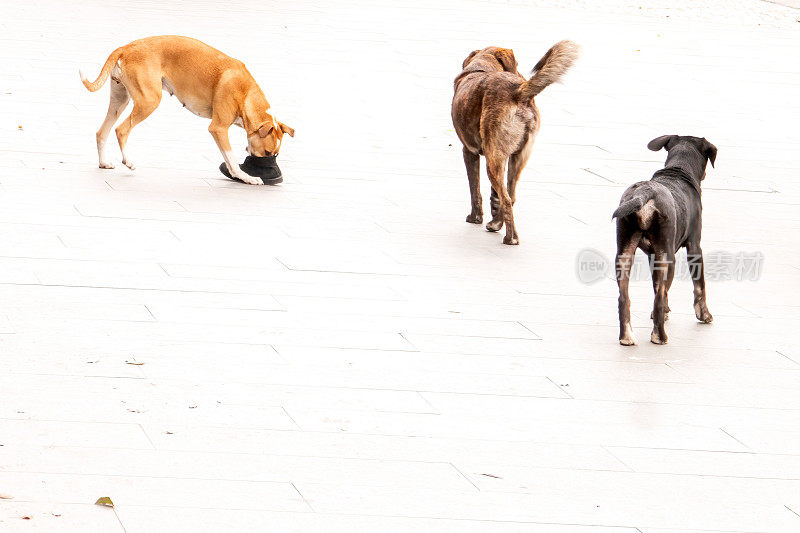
507,138 -> 534,206
463,147 -> 482,224
486,156 -> 517,244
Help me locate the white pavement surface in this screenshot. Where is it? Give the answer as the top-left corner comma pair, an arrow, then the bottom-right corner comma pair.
2,0 -> 800,531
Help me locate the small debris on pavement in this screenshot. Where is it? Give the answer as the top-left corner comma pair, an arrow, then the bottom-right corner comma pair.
94,496 -> 114,507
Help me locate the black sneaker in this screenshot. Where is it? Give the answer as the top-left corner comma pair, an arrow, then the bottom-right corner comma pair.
219,155 -> 283,185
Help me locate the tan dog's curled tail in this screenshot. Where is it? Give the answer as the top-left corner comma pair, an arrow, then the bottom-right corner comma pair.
79,47 -> 124,92
517,40 -> 579,101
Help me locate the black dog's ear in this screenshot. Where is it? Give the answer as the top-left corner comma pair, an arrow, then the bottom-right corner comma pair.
462,50 -> 480,69
702,138 -> 717,168
647,135 -> 676,152
493,48 -> 518,73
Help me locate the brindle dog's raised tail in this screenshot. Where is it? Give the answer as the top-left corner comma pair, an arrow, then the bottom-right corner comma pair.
517,40 -> 580,101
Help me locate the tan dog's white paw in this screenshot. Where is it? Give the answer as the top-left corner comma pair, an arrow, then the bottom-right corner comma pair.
99,162 -> 115,169
235,172 -> 262,185
123,159 -> 136,170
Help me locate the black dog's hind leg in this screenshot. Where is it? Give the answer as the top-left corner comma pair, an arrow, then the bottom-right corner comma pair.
616,230 -> 640,345
650,249 -> 675,344
649,254 -> 671,321
687,241 -> 713,323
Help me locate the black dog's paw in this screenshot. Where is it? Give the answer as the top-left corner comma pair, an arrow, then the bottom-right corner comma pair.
693,301 -> 713,323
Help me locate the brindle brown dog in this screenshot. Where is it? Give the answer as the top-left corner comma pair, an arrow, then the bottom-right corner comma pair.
451,41 -> 578,244
613,135 -> 717,345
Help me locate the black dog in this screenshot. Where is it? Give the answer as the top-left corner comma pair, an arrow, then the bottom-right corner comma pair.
613,135 -> 717,345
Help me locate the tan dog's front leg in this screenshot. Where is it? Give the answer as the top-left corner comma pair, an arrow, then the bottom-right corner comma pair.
209,123 -> 261,185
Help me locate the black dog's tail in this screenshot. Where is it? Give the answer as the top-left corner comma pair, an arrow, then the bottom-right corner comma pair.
612,197 -> 645,219
517,40 -> 579,101
612,187 -> 657,223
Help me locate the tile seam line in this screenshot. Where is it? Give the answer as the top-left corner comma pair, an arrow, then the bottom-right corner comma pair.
12,440 -> 753,458
12,464 -> 800,483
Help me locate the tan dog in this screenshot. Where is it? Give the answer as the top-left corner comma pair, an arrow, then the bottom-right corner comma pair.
80,35 -> 294,184
451,41 -> 578,244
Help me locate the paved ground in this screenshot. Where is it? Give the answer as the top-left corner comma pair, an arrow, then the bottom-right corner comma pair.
2,0 -> 800,531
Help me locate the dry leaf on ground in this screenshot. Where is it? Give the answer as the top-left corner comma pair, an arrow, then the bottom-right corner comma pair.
94,496 -> 114,507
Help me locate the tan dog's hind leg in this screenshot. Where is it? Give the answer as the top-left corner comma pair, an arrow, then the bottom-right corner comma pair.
114,70 -> 162,170
115,99 -> 160,170
209,120 -> 261,185
96,81 -> 130,169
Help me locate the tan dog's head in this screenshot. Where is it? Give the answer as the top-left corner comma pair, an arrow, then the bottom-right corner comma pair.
247,114 -> 295,157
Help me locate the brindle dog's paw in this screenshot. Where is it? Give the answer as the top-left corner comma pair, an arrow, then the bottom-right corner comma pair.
486,220 -> 503,232
466,213 -> 482,224
620,324 -> 638,346
651,311 -> 670,321
650,330 -> 668,345
503,235 -> 519,245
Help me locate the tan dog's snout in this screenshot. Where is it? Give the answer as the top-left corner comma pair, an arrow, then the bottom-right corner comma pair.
249,118 -> 295,156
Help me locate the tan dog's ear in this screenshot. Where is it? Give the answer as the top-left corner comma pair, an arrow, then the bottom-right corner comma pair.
462,49 -> 480,69
258,123 -> 274,138
278,122 -> 295,137
493,48 -> 518,72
